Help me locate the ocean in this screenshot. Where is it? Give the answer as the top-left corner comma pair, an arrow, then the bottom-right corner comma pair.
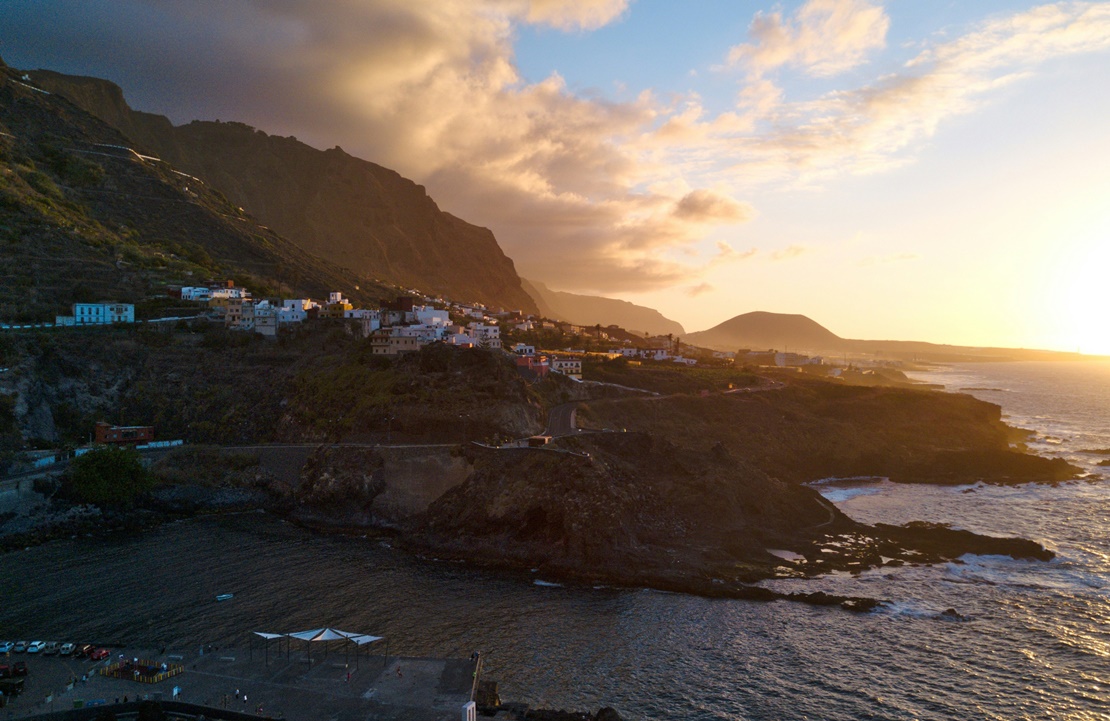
2,360 -> 1108,719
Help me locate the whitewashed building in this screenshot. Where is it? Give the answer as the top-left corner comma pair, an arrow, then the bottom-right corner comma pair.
180,287 -> 212,302
466,322 -> 501,349
550,356 -> 583,380
55,302 -> 135,326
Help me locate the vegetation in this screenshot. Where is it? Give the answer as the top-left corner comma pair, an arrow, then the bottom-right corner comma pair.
583,356 -> 760,395
63,445 -> 152,506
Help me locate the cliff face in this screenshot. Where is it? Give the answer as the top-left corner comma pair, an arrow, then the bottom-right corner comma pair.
0,65 -> 391,321
29,69 -> 538,313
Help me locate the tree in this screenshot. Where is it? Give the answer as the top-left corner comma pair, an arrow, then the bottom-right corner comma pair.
64,446 -> 152,506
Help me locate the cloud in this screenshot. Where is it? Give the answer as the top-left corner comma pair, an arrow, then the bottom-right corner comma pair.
686,282 -> 714,297
772,245 -> 809,261
522,0 -> 631,30
7,1 -> 1110,297
709,2 -> 1110,184
673,190 -> 752,223
728,0 -> 890,77
713,241 -> 758,263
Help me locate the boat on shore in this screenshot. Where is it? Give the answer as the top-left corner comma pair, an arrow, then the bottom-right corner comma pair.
215,594 -> 233,602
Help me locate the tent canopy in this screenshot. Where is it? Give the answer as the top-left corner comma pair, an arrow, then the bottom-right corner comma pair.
254,628 -> 383,644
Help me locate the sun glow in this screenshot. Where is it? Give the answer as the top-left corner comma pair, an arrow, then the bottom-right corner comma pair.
1050,226 -> 1110,356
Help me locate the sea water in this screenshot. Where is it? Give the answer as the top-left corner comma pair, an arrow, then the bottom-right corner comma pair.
1,361 -> 1108,719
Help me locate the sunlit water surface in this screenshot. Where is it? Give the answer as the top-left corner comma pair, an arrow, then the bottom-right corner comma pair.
2,361 -> 1108,719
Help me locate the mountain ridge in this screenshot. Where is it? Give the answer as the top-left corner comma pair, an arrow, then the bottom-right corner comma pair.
0,62 -> 391,319
522,279 -> 685,337
28,68 -> 538,313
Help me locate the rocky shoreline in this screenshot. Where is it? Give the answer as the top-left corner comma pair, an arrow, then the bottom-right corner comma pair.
0,437 -> 1056,616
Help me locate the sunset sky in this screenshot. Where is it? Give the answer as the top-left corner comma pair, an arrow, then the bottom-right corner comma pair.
4,1 -> 1110,353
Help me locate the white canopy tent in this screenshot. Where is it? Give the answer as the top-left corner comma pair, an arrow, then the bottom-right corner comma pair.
252,628 -> 384,668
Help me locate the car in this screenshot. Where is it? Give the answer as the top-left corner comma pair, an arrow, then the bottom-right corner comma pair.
11,642 -> 27,653
88,648 -> 110,661
0,642 -> 12,654
75,644 -> 94,658
59,643 -> 75,656
42,642 -> 58,656
11,662 -> 25,677
0,665 -> 9,679
26,641 -> 45,654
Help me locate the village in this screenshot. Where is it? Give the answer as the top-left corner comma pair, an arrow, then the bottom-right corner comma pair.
33,281 -> 833,383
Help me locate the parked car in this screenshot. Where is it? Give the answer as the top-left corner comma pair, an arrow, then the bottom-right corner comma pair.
75,644 -> 94,658
0,642 -> 12,654
26,641 -> 45,654
11,642 -> 27,654
42,642 -> 59,656
88,648 -> 110,661
0,665 -> 9,679
59,643 -> 75,656
11,663 -> 25,677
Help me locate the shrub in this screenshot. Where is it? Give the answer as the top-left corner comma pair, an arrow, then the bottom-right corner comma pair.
64,446 -> 152,506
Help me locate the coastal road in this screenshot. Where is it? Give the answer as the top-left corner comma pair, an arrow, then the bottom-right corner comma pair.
545,403 -> 579,436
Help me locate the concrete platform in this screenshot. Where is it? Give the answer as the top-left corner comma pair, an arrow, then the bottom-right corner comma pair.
1,646 -> 479,721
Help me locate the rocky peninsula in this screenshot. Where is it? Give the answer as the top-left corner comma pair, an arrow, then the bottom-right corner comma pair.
1,338 -> 1074,612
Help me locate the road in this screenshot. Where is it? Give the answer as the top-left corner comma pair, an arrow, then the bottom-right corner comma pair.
544,403 -> 579,436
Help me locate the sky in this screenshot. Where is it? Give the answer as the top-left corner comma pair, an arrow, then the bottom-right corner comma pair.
3,0 -> 1110,353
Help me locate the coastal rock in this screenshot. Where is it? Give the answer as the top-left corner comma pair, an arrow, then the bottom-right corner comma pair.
580,377 -> 1081,486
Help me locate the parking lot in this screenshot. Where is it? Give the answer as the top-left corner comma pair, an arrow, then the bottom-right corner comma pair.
0,644 -> 107,715
0,641 -> 479,721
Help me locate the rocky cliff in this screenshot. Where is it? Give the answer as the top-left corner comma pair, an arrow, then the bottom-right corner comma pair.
0,63 -> 390,321
28,68 -> 538,313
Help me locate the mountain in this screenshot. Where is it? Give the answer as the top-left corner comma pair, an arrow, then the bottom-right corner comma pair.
685,311 -> 1086,362
0,60 -> 390,319
522,279 -> 685,337
28,68 -> 538,314
684,311 -> 843,353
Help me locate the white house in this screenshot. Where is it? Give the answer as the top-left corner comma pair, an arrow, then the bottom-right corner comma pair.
55,302 -> 135,326
550,357 -> 583,380
445,333 -> 479,348
210,286 -> 248,300
180,287 -> 212,302
278,300 -> 310,324
413,305 -> 450,326
253,302 -> 278,337
512,343 -> 535,356
396,324 -> 446,343
466,322 -> 501,349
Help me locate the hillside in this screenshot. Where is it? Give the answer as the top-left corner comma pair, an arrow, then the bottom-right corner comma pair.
522,279 -> 685,336
684,311 -> 842,353
28,68 -> 538,313
0,61 -> 391,321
